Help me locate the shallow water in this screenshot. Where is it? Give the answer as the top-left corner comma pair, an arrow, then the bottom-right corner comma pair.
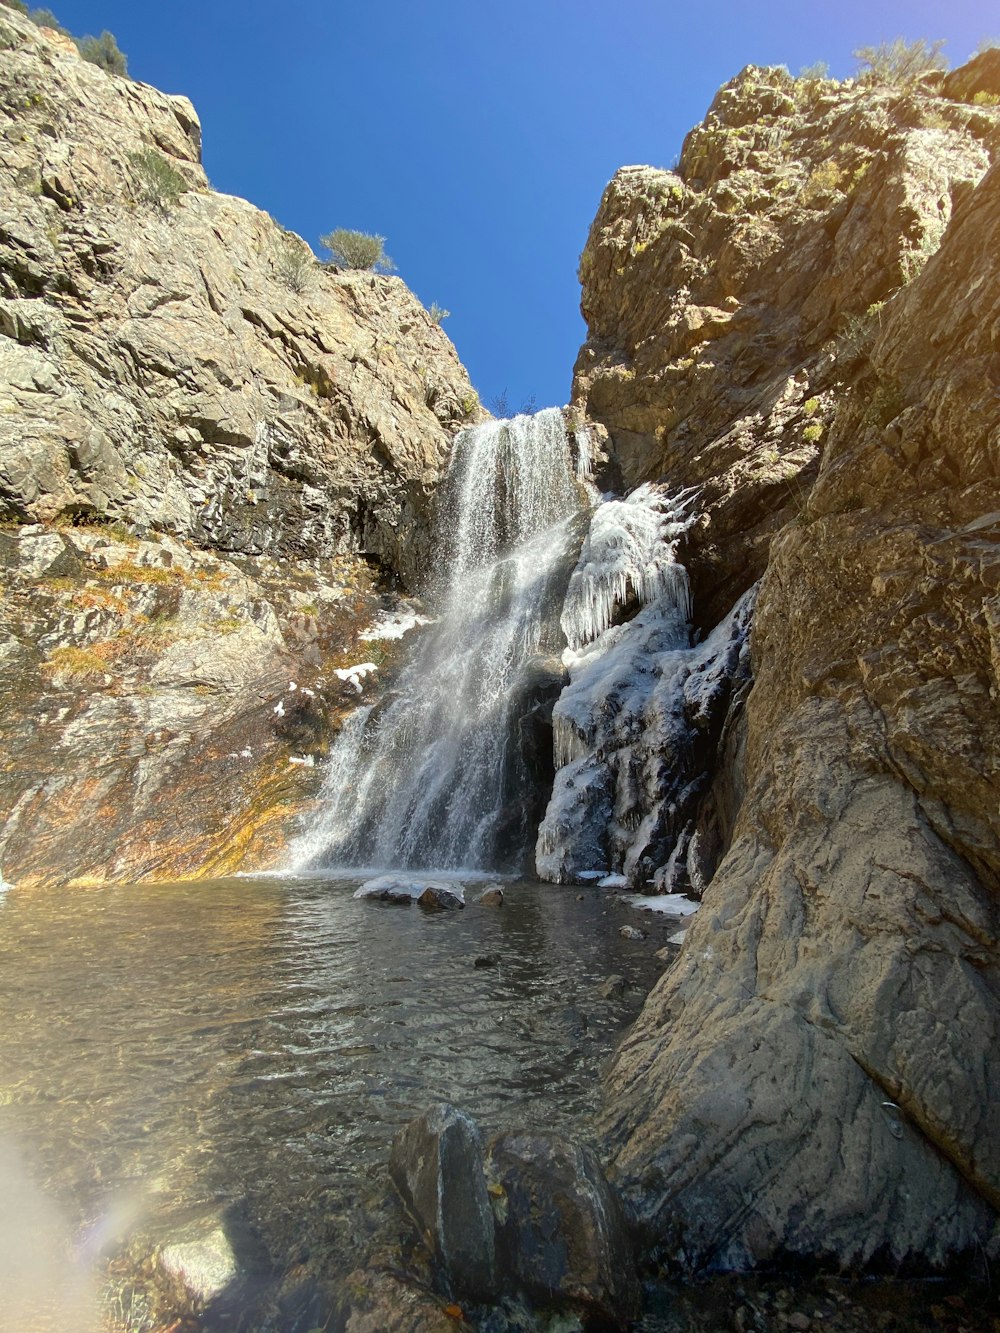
0,873 -> 675,1318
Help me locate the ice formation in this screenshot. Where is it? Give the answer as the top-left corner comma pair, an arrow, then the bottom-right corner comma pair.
537,471 -> 756,891
560,484 -> 695,651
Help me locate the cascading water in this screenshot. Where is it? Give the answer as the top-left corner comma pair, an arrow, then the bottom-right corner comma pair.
292,408 -> 587,874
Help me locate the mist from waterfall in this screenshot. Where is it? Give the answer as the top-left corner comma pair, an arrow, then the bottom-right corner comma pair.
292,409 -> 586,875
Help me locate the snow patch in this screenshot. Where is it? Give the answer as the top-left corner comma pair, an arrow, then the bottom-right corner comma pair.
628,893 -> 700,916
334,663 -> 378,694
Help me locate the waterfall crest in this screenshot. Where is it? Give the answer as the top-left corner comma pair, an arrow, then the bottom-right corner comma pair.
292,409 -> 586,874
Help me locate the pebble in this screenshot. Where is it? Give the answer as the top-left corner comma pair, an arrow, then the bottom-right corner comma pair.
619,924 -> 646,940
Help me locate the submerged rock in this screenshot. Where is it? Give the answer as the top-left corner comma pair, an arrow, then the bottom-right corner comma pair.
478,886 -> 505,907
338,1268 -> 474,1333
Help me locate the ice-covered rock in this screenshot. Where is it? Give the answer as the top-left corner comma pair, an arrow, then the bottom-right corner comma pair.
354,876 -> 465,905
538,578 -> 756,887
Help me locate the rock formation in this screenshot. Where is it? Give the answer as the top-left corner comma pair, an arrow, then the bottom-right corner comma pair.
577,60 -> 1000,1270
0,6 -> 479,885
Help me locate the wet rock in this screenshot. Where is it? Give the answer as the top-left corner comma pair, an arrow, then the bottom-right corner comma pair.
389,1104 -> 498,1302
485,1130 -> 640,1329
354,877 -> 464,907
417,884 -> 465,910
618,925 -> 646,941
597,974 -> 630,1001
338,1268 -> 474,1333
478,886 -> 505,907
474,954 -> 499,969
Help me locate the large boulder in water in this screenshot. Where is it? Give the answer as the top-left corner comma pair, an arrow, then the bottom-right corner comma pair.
389,1104 -> 498,1302
485,1130 -> 640,1329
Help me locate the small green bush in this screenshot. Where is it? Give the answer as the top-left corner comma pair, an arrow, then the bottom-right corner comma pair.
76,29 -> 127,75
803,422 -> 824,442
319,229 -> 395,272
798,60 -> 830,80
428,302 -> 450,324
0,1 -> 29,15
128,148 -> 188,214
972,90 -> 1000,106
853,37 -> 948,86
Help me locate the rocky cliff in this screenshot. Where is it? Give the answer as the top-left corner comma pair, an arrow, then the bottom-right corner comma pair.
579,59 -> 1000,1270
0,6 -> 479,886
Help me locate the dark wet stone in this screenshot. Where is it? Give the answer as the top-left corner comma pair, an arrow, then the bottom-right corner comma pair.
389,1103 -> 498,1303
485,1129 -> 640,1329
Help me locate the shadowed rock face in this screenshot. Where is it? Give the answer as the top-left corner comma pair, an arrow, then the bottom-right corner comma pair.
0,7 -> 480,588
592,77 -> 1000,1268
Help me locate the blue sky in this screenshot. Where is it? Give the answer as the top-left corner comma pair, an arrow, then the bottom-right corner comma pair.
49,0 -> 998,411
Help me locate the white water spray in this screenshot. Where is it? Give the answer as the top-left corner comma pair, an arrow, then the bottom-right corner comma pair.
292,409 -> 586,874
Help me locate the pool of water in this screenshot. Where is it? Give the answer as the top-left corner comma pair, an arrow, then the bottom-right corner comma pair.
0,873 -> 677,1326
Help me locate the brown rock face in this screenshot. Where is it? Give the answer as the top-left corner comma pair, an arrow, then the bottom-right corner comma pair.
0,7 -> 479,587
0,8 -> 479,885
574,64 -> 995,627
593,74 -> 1000,1268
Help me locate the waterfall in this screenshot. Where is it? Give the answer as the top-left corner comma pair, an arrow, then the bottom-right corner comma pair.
292,408 -> 586,875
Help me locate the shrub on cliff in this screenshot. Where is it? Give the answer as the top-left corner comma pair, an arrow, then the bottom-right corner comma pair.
320,229 -> 395,273
76,29 -> 127,75
853,37 -> 948,85
28,6 -> 66,30
128,149 -> 188,214
0,1 -> 29,15
275,236 -> 315,294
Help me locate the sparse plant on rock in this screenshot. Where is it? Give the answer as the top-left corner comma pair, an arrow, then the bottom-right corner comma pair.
28,7 -> 66,31
128,148 -> 187,214
428,302 -> 450,324
801,159 -> 843,206
0,0 -> 29,14
275,237 -> 314,294
76,29 -> 127,76
319,228 -> 395,272
975,37 -> 1000,54
853,37 -> 948,86
798,61 -> 830,80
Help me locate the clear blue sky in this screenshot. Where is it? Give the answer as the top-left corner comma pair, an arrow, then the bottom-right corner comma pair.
49,0 -> 997,411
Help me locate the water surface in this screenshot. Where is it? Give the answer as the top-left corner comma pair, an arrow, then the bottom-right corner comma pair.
0,873 -> 675,1314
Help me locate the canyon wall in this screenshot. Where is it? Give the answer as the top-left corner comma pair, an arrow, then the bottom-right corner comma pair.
578,59 -> 1000,1268
0,7 -> 478,885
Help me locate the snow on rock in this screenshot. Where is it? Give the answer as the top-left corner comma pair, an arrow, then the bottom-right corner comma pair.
354,876 -> 466,906
334,662 -> 378,694
629,893 -> 701,916
360,606 -> 433,640
598,874 -> 629,888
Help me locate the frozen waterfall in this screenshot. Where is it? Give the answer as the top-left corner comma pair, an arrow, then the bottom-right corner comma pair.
291,409 -> 586,874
